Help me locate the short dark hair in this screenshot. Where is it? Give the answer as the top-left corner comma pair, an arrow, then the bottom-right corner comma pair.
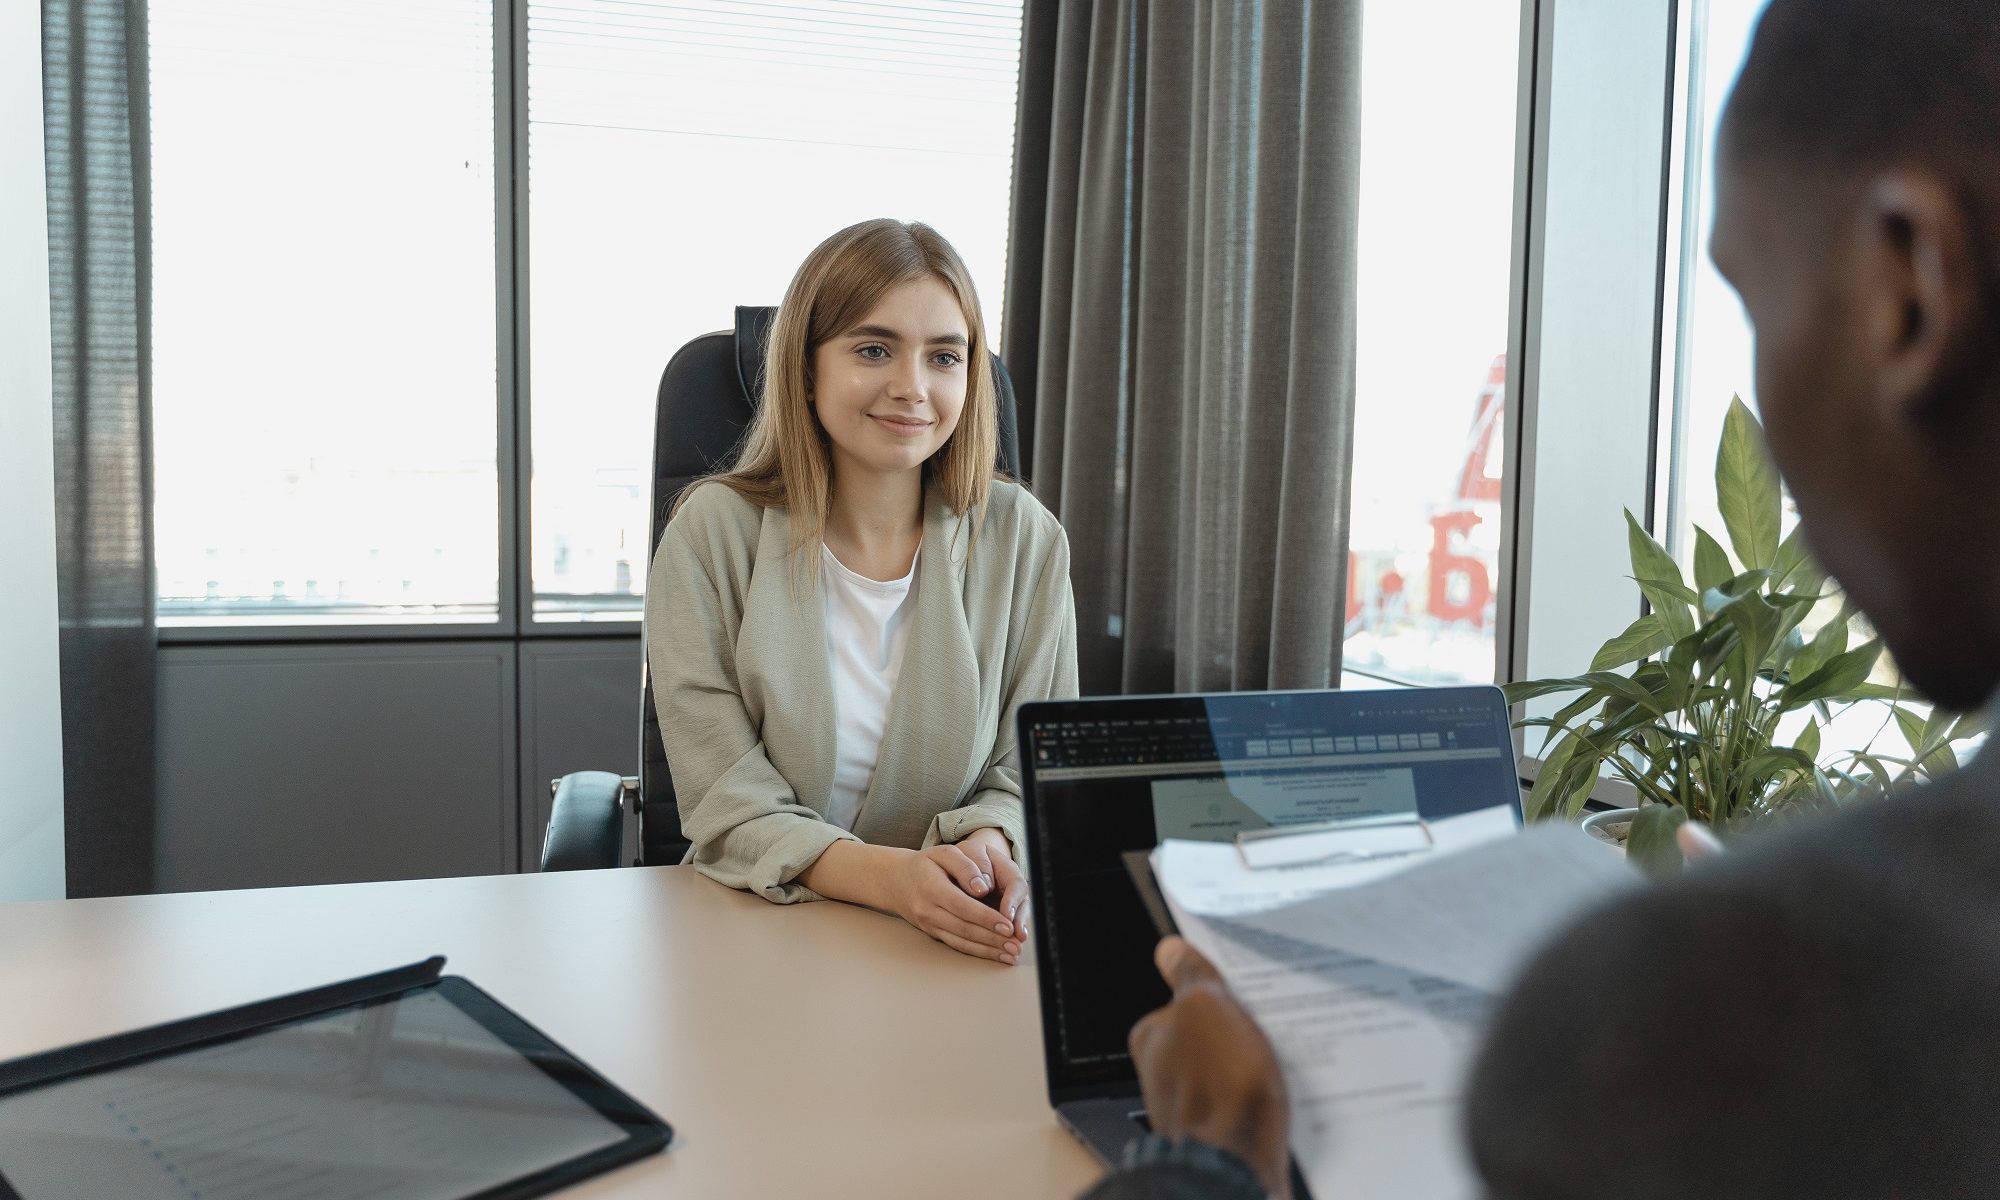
1723,0 -> 2000,185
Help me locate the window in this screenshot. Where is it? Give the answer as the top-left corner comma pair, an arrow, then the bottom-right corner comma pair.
523,0 -> 1025,621
150,0 -> 500,626
1341,0 -> 1522,686
148,0 -> 1025,629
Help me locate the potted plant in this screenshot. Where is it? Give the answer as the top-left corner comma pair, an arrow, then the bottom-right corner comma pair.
1502,398 -> 1988,873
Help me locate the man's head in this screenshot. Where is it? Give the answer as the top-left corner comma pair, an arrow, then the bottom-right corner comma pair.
1713,0 -> 2000,711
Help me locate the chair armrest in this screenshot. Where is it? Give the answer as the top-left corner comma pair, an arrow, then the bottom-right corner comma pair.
541,771 -> 632,871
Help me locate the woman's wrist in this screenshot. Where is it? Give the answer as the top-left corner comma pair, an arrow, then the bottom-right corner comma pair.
798,839 -> 911,912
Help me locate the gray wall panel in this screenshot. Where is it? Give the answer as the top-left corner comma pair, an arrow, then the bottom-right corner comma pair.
156,642 -> 516,892
518,638 -> 642,869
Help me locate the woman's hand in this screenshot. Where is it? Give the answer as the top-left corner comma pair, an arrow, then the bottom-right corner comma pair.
954,827 -> 1030,938
1129,937 -> 1292,1200
888,844 -> 1024,964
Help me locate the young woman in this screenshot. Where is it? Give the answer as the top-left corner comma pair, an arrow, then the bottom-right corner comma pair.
647,219 -> 1078,965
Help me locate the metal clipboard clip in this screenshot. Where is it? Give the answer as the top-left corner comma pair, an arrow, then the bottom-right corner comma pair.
1234,814 -> 1435,871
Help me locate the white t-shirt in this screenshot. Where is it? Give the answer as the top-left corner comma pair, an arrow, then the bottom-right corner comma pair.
820,542 -> 919,831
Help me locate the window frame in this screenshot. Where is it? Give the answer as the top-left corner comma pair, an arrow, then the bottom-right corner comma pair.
1497,0 -> 1685,754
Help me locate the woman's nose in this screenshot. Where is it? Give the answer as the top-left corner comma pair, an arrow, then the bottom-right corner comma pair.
887,359 -> 926,402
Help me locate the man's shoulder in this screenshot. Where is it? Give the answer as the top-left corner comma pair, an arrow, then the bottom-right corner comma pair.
1468,758 -> 2000,1197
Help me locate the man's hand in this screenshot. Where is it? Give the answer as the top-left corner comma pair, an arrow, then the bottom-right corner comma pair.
1678,820 -> 1725,862
955,826 -> 1030,939
1129,937 -> 1292,1200
888,844 -> 1023,964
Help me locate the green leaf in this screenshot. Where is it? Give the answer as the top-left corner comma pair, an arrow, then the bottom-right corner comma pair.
1589,615 -> 1674,672
1951,708 -> 1994,744
1834,682 -> 1904,704
1703,583 -> 1786,690
1501,678 -> 1595,706
1781,640 -> 1883,711
1917,743 -> 1960,780
1738,747 -> 1818,785
1550,685 -> 1611,734
1919,706 -> 1958,757
1770,524 -> 1820,593
1526,731 -> 1584,822
1626,511 -> 1697,640
1692,527 -> 1734,593
1624,509 -> 1683,587
1716,396 -> 1782,570
1792,620 -> 1848,684
1698,570 -> 1775,617
1851,751 -> 1897,796
1626,804 -> 1689,878
1891,705 -> 1927,756
1795,719 -> 1821,764
1573,671 -> 1671,719
1771,625 -> 1808,678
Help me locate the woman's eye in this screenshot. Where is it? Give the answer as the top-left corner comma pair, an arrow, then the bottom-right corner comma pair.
931,351 -> 964,368
857,344 -> 888,360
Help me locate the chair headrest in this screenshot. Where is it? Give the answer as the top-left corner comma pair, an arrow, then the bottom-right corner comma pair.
733,306 -> 777,406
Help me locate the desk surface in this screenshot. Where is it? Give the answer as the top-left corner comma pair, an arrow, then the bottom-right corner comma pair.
0,866 -> 1104,1199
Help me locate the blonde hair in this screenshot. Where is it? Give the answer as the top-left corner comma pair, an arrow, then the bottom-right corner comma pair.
681,219 -> 1000,556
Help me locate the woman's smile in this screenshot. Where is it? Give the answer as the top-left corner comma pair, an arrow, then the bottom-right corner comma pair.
867,412 -> 934,436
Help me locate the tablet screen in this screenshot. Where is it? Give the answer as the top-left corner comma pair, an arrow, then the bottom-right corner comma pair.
0,985 -> 632,1200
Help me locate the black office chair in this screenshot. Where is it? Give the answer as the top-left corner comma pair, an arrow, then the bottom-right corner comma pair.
540,305 -> 1023,871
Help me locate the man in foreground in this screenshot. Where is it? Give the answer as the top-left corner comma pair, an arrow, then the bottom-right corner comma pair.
1087,0 -> 2000,1195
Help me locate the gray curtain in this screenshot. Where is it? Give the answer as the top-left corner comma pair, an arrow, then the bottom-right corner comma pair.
43,0 -> 156,897
1004,0 -> 1362,696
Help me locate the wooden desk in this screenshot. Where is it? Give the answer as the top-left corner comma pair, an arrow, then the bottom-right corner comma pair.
0,866 -> 1104,1199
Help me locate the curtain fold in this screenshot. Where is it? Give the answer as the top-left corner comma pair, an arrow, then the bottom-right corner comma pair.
1005,0 -> 1361,696
43,0 -> 157,897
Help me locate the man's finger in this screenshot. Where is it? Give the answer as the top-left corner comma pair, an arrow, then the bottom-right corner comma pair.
1128,1008 -> 1162,1060
1156,936 -> 1223,992
1678,820 -> 1726,862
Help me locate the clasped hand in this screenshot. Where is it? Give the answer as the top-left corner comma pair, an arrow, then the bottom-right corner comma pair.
889,827 -> 1029,965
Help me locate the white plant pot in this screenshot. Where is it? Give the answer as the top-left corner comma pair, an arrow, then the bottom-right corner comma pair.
1580,807 -> 1634,849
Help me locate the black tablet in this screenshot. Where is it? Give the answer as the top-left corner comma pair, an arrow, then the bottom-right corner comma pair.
0,958 -> 670,1200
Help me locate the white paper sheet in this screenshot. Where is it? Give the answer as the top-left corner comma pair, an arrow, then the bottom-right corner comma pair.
1156,821 -> 1637,1199
1155,804 -> 1520,918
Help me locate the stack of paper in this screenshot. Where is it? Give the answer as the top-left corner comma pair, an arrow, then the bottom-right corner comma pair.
1152,814 -> 1637,1199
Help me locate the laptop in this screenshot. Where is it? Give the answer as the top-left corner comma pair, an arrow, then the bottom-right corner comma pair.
1016,685 -> 1523,1176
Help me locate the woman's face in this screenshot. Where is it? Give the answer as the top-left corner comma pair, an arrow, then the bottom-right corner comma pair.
811,275 -> 969,485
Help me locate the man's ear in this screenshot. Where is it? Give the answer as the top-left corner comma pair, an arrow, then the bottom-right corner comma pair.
1862,172 -> 1984,426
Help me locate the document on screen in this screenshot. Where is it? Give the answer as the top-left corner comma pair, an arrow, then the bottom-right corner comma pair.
1155,824 -> 1636,1198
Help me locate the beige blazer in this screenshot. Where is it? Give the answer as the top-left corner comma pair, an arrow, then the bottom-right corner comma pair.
646,478 -> 1079,903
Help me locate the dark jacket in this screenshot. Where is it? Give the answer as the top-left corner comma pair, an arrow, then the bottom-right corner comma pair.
1088,748 -> 2000,1198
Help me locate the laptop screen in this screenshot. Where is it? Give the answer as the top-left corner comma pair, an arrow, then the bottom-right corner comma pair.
1018,686 -> 1521,1099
